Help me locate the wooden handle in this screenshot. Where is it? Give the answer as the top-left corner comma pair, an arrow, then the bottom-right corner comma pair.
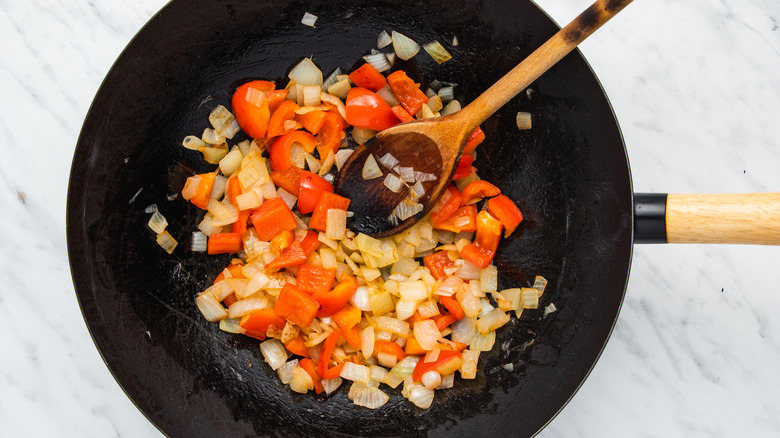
666,193 -> 780,245
460,0 -> 634,131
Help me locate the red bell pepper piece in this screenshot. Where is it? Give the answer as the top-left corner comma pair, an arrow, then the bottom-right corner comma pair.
240,309 -> 287,338
433,205 -> 477,233
273,283 -> 320,327
265,240 -> 308,271
390,104 -> 414,123
318,328 -> 345,379
453,155 -> 474,180
316,112 -> 345,159
249,196 -> 298,241
266,100 -> 300,138
231,80 -> 275,139
460,210 -> 503,268
183,172 -> 216,209
423,250 -> 454,281
296,263 -> 336,295
309,191 -> 351,232
213,263 -> 245,284
411,350 -> 462,382
462,126 -> 485,155
433,312 -> 458,331
266,89 -> 289,114
333,305 -> 362,349
345,87 -> 399,131
298,230 -> 321,255
430,184 -> 462,226
295,109 -> 328,135
226,174 -> 242,205
298,357 -> 325,394
207,233 -> 243,254
231,209 -> 252,235
386,70 -> 429,116
439,294 -> 465,320
375,340 -> 407,360
285,334 -> 311,358
403,337 -> 427,356
487,194 -> 524,237
313,273 -> 358,317
348,63 -> 387,92
269,130 -> 318,172
460,180 -> 501,205
270,166 -> 302,197
297,170 -> 334,215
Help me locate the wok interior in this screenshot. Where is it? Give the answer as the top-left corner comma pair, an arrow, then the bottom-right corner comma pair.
67,0 -> 633,436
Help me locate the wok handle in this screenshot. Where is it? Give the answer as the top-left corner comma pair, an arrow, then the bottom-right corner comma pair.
634,193 -> 780,245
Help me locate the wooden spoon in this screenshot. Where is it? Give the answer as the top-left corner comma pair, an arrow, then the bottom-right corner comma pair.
334,0 -> 634,236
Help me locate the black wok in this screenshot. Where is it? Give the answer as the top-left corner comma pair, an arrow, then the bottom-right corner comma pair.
67,0 -> 666,436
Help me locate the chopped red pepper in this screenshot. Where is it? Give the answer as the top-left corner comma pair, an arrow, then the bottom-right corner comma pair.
423,250 -> 454,281
240,308 -> 287,338
403,337 -> 427,356
231,209 -> 251,235
453,155 -> 474,180
460,210 -> 503,268
249,197 -> 298,241
297,170 -> 334,215
298,230 -> 322,255
375,340 -> 407,360
269,130 -> 318,172
439,294 -> 465,320
411,350 -> 462,382
298,357 -> 325,394
433,312 -> 458,331
430,184 -> 462,226
285,334 -> 311,358
390,104 -> 414,123
348,63 -> 387,92
207,233 -> 243,255
345,87 -> 399,131
273,283 -> 320,327
266,89 -> 289,114
333,305 -> 362,349
183,172 -> 216,209
270,166 -> 302,197
313,273 -> 358,317
318,328 -> 345,379
231,80 -> 275,139
296,263 -> 336,295
488,194 -> 524,237
266,100 -> 300,138
460,180 -> 501,205
226,174 -> 242,205
265,240 -> 308,271
386,70 -> 429,115
433,205 -> 477,233
295,109 -> 328,135
316,112 -> 345,159
309,191 -> 351,232
462,126 -> 485,155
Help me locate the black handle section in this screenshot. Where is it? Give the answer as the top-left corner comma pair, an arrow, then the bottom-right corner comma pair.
634,193 -> 668,244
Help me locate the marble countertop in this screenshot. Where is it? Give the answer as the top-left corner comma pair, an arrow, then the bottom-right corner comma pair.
2,0 -> 779,436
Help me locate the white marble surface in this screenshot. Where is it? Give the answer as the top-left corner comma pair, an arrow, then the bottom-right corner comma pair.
1,0 -> 779,436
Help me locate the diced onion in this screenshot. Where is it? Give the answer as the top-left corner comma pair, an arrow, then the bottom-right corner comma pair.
373,316 -> 409,337
350,285 -> 372,311
322,67 -> 343,92
435,276 -> 462,297
413,171 -> 436,182
182,135 -> 205,150
480,265 -> 498,293
408,385 -> 434,409
202,127 -> 225,145
278,359 -> 299,384
209,105 -> 235,133
470,330 -> 496,351
303,152 -> 321,174
219,149 -> 243,177
302,85 -> 322,106
363,53 -> 392,73
454,259 -> 481,280
236,190 -> 262,211
318,151 -> 335,175
450,316 -> 476,345
410,181 -> 425,200
228,296 -> 268,318
425,95 -> 443,114
197,212 -> 222,236
301,12 -> 317,27
392,199 -> 423,221
147,210 -> 168,234
544,302 -> 558,317
398,166 -> 415,183
195,291 -> 227,322
352,127 -> 377,145
440,100 -> 462,116
319,92 -> 347,120
276,187 -> 297,210
521,287 -> 539,309
156,231 -> 178,254
208,199 -> 238,226
327,78 -> 351,100
395,299 -> 418,321
191,231 -> 207,252
210,175 -> 228,200
391,355 -> 419,379
452,35 -> 459,46
516,111 -> 532,130
219,317 -> 243,334
334,149 -> 353,171
378,152 -> 399,169
244,87 -> 267,107
340,362 -> 371,384
421,370 -> 441,389
476,308 -> 510,334
460,349 -> 479,379
325,208 -> 347,240
360,326 -> 375,358
288,57 -> 323,86
376,84 -> 400,107
322,377 -> 343,394
423,40 -> 452,64
290,366 -> 314,393
352,387 -> 389,409
144,204 -> 158,214
533,276 -> 548,295
417,300 -> 440,319
377,30 -> 392,48
413,320 -> 441,350
198,144 -> 229,164
398,280 -> 427,301
438,86 -> 455,103
456,285 -> 481,317
260,339 -> 288,370
392,30 -> 420,60
383,173 -> 404,193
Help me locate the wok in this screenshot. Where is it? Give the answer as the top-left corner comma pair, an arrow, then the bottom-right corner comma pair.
65,0 -> 777,436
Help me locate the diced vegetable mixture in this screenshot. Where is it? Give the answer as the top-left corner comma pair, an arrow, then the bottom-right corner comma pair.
153,29 -> 546,410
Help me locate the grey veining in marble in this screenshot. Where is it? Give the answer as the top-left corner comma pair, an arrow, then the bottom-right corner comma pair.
1,0 -> 778,436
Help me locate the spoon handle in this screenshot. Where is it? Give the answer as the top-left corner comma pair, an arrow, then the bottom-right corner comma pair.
461,0 -> 634,131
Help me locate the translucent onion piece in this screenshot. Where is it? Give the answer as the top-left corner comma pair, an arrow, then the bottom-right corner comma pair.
544,302 -> 558,317
278,359 -> 299,384
410,181 -> 425,200
322,377 -> 343,395
197,212 -> 222,236
302,85 -> 322,106
211,175 -> 228,200
191,231 -> 207,252
383,173 -> 404,193
352,387 -> 389,409
373,316 -> 409,337
208,199 -> 238,226
352,127 -> 377,145
303,151 -> 321,174
334,149 -> 353,171
199,143 -> 229,164
363,53 -> 391,73
195,291 -> 227,322
435,276 -> 462,297
425,95 -> 443,114
437,86 -> 455,103
288,57 -> 323,86
147,210 -> 168,234
398,166 -> 415,183
228,296 -> 268,318
391,355 -> 420,379
475,308 -> 510,334
398,280 -> 427,301
456,285 -> 481,317
325,208 -> 347,240
260,339 -> 288,370
202,127 -> 225,145
378,152 -> 399,170
452,35 -> 459,46
209,105 -> 235,133
392,199 -> 423,221
301,12 -> 318,27
377,30 -> 392,48
440,99 -> 462,116
289,143 -> 306,169
276,187 -> 297,210
340,362 -> 371,384
413,171 -> 436,182
460,349 -> 479,379
391,30 -> 420,60
521,287 -> 540,309
454,259 -> 481,280
439,371 -> 455,388
219,317 -> 243,334
408,385 -> 435,409
321,67 -> 343,92
413,320 -> 441,350
360,326 -> 375,358
533,276 -> 548,295
375,84 -> 400,107
421,370 -> 442,389
182,135 -> 205,150
144,204 -> 158,214
318,151 -> 335,176
320,92 -> 348,121
470,329 -> 496,352
219,149 -> 243,177
480,264 -> 498,293
290,366 -> 314,393
222,118 -> 241,139
326,78 -> 351,100
236,190 -> 261,211
417,300 -> 440,319
516,111 -> 532,130
395,299 -> 418,321
156,231 -> 178,254
423,40 -> 453,64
